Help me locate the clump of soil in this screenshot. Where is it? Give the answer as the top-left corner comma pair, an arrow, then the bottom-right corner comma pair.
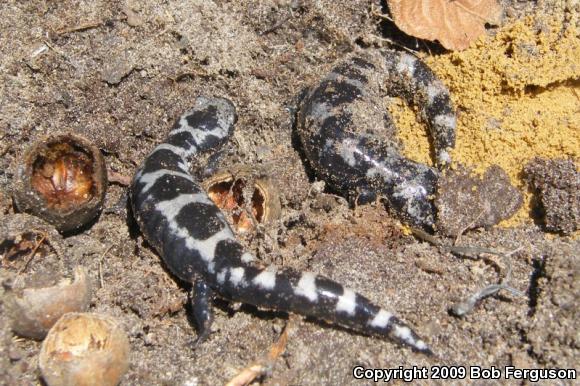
524,157 -> 579,234
436,165 -> 522,236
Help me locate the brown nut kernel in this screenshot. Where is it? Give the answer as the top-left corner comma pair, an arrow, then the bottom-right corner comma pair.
39,313 -> 130,386
203,167 -> 281,233
13,134 -> 107,232
4,266 -> 92,340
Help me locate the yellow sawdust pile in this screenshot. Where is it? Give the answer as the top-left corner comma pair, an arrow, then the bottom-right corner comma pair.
393,16 -> 580,227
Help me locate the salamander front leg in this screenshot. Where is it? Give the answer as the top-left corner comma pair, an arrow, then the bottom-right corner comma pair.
190,278 -> 214,346
353,185 -> 378,206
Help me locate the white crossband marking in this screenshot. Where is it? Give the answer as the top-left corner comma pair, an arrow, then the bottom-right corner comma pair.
369,309 -> 393,328
338,138 -> 359,167
229,267 -> 246,287
396,54 -> 416,75
241,252 -> 256,263
393,181 -> 428,199
393,325 -> 415,345
426,83 -> 444,104
336,288 -> 357,315
327,71 -> 366,93
217,269 -> 227,284
415,339 -> 428,351
252,268 -> 277,290
170,116 -> 230,146
152,143 -> 197,158
295,272 -> 318,302
438,150 -> 451,165
434,114 -> 456,129
155,193 -> 209,219
189,227 -> 234,263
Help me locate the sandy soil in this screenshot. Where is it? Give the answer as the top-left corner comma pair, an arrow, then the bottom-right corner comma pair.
0,1 -> 578,385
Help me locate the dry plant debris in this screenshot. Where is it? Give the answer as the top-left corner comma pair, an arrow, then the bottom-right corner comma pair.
412,229 -> 526,316
225,322 -> 291,386
387,0 -> 503,50
450,247 -> 525,317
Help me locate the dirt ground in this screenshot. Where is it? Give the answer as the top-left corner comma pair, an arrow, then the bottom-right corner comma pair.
0,1 -> 578,385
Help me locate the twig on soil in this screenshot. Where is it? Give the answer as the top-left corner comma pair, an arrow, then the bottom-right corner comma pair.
369,4 -> 440,56
0,144 -> 10,157
17,232 -> 47,275
412,228 -> 522,260
454,208 -> 485,245
450,282 -> 525,317
107,169 -> 132,186
411,228 -> 439,245
450,252 -> 526,317
411,229 -> 526,316
367,34 -> 420,55
43,40 -> 78,70
259,14 -> 292,36
56,21 -> 103,35
225,321 -> 292,386
168,69 -> 210,82
370,4 -> 394,22
98,245 -> 113,288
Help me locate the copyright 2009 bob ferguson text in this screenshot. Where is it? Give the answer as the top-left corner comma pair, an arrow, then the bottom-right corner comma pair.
352,365 -> 577,382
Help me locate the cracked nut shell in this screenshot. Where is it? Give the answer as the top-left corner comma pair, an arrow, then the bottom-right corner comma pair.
39,313 -> 130,386
203,167 -> 281,233
13,134 -> 107,232
5,266 -> 92,340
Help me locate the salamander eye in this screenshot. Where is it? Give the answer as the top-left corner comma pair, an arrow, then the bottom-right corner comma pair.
13,134 -> 108,233
203,168 -> 280,234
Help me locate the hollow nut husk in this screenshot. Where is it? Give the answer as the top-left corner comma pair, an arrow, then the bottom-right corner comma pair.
13,134 -> 107,232
5,266 -> 92,340
202,167 -> 281,234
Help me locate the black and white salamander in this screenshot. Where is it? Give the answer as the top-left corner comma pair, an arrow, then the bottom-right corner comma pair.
298,49 -> 456,229
130,49 -> 456,356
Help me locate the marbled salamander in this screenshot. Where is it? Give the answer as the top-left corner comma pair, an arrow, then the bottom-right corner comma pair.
298,50 -> 456,229
131,95 -> 432,355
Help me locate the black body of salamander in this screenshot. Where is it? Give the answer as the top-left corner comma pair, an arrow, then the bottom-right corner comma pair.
130,88 -> 436,354
298,50 -> 456,229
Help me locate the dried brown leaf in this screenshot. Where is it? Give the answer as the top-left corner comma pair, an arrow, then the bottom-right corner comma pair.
388,0 -> 503,50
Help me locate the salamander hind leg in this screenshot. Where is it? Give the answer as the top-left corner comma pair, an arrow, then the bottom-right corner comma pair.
190,278 -> 215,345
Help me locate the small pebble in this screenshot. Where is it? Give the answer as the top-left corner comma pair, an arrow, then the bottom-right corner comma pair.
124,7 -> 144,27
101,54 -> 135,85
